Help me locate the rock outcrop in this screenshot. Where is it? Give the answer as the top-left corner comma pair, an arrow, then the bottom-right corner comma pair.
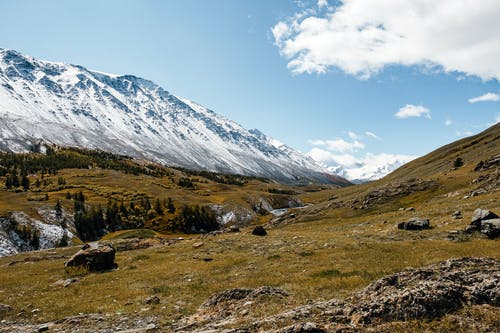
359,178 -> 437,209
0,303 -> 12,316
397,217 -> 430,230
173,257 -> 500,332
0,211 -> 73,257
474,154 -> 500,171
64,243 -> 116,271
465,208 -> 500,239
349,257 -> 500,324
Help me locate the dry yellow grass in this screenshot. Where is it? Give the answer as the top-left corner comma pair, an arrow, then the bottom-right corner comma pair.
0,207 -> 498,325
0,126 -> 499,331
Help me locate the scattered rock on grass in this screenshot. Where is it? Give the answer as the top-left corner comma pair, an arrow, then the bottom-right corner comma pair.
397,217 -> 430,230
229,225 -> 240,232
192,241 -> 204,248
452,210 -> 462,219
471,208 -> 498,227
252,226 -> 267,236
276,322 -> 327,333
0,303 -> 12,315
175,258 -> 499,331
481,219 -> 500,239
52,278 -> 79,288
201,286 -> 288,309
65,243 -> 117,271
144,296 -> 160,305
350,257 -> 500,324
465,208 -> 500,239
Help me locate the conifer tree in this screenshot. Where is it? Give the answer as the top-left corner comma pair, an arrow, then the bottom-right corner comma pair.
55,200 -> 63,218
21,174 -> 30,191
167,197 -> 175,213
154,198 -> 164,215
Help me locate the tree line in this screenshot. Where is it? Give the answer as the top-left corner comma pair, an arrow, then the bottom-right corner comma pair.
0,146 -> 172,185
67,191 -> 218,241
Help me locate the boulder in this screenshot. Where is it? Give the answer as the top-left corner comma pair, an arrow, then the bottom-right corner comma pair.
65,243 -> 116,271
252,226 -> 267,236
397,217 -> 430,230
481,219 -> 500,239
192,241 -> 204,248
452,210 -> 462,219
471,208 -> 498,227
229,225 -> 240,232
144,295 -> 160,305
0,303 -> 12,315
466,209 -> 500,235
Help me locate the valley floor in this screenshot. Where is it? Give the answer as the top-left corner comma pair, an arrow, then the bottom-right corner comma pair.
0,186 -> 498,332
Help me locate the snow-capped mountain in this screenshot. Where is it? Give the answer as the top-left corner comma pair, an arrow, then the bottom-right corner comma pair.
324,153 -> 417,183
0,49 -> 338,184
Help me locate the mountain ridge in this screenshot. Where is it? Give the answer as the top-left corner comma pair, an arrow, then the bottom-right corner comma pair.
0,48 -> 344,185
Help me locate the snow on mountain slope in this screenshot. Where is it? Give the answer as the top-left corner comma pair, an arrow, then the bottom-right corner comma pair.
326,153 -> 417,183
0,49 -> 339,184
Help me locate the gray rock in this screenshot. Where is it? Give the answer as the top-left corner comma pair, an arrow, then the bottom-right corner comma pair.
397,217 -> 430,230
481,219 -> 500,239
201,286 -> 288,309
144,296 -> 160,305
37,323 -> 53,332
0,303 -> 12,315
229,225 -> 240,232
52,278 -> 79,287
350,257 -> 500,324
452,210 -> 462,219
173,258 -> 499,332
276,322 -> 326,333
252,226 -> 267,236
65,243 -> 116,271
471,208 -> 498,227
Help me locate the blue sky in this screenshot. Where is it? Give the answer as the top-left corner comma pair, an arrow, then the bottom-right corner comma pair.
1,0 -> 499,176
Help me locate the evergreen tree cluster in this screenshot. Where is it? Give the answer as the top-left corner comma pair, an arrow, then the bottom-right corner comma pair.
171,205 -> 219,234
0,146 -> 172,182
172,167 -> 263,185
15,224 -> 40,249
268,188 -> 298,195
68,191 -> 177,241
3,168 -> 30,191
177,177 -> 195,189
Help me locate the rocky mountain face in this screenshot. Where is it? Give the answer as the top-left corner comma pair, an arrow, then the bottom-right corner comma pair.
0,209 -> 74,257
0,49 -> 338,184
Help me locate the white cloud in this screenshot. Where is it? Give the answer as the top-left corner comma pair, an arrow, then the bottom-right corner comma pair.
445,119 -> 453,126
309,148 -> 417,181
347,131 -> 358,140
395,104 -> 431,119
272,1 -> 500,80
308,131 -> 417,181
468,92 -> 500,103
342,153 -> 417,181
365,131 -> 381,140
310,138 -> 364,152
309,148 -> 359,166
317,0 -> 328,8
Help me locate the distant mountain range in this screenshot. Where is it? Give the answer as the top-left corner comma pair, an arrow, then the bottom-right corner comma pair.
327,154 -> 417,184
0,48 -> 347,184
